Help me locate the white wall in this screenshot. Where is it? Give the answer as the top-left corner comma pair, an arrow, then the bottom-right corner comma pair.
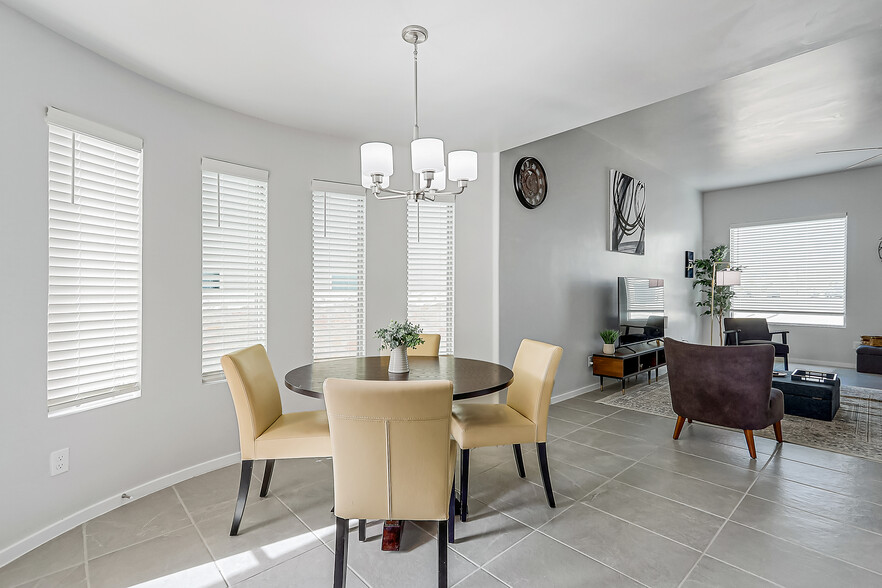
0,5 -> 496,561
703,166 -> 882,366
498,128 -> 704,396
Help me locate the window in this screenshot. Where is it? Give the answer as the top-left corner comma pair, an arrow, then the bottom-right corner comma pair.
407,200 -> 455,355
47,108 -> 143,416
730,215 -> 847,327
312,184 -> 366,360
201,159 -> 268,382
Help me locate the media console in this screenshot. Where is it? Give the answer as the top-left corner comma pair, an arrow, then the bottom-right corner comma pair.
591,340 -> 666,393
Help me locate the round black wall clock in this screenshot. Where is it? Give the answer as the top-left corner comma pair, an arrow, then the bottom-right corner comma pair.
878,237 -> 882,262
513,157 -> 548,209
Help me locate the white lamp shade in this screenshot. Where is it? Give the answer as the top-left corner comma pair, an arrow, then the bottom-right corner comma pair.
448,150 -> 478,181
411,138 -> 445,173
716,269 -> 741,286
362,174 -> 390,189
361,142 -> 394,177
420,167 -> 446,191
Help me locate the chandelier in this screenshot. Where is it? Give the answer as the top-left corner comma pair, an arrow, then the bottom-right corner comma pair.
360,25 -> 477,201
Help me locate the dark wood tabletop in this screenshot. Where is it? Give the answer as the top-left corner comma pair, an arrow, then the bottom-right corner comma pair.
284,355 -> 514,400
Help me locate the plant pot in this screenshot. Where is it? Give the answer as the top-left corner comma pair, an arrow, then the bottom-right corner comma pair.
388,345 -> 410,373
602,343 -> 616,355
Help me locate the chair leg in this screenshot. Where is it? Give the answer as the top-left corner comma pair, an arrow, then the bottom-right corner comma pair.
512,444 -> 526,478
536,442 -> 555,509
358,519 -> 366,542
334,517 -> 349,588
448,485 -> 456,544
460,449 -> 470,522
259,459 -> 275,498
743,430 -> 757,459
773,421 -> 783,443
673,416 -> 686,440
687,419 -> 693,423
230,460 -> 253,536
783,355 -> 789,371
438,519 -> 448,588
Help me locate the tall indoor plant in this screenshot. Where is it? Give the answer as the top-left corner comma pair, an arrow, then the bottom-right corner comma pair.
692,244 -> 739,345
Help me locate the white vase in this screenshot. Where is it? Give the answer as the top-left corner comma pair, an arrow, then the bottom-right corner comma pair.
388,345 -> 410,373
602,343 -> 616,355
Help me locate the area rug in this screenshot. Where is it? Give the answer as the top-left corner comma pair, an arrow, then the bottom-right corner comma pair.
598,377 -> 882,462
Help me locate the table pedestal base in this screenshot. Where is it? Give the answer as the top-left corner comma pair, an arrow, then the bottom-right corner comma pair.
381,520 -> 404,551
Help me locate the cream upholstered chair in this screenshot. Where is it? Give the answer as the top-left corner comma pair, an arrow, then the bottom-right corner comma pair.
411,333 -> 442,356
451,339 -> 563,521
324,378 -> 456,588
221,344 -> 331,536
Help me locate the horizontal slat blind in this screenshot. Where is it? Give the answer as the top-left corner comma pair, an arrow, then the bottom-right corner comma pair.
47,122 -> 143,415
623,278 -> 664,319
313,190 -> 366,360
730,215 -> 847,326
407,200 -> 454,355
201,164 -> 268,382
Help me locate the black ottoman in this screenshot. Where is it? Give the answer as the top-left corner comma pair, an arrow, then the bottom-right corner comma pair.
857,346 -> 882,375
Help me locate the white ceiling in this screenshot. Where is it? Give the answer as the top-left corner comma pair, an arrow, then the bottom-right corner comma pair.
5,0 -> 882,156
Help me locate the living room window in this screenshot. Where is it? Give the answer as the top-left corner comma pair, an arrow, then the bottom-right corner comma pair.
312,184 -> 366,360
407,200 -> 455,355
47,108 -> 143,416
201,158 -> 268,382
729,214 -> 847,327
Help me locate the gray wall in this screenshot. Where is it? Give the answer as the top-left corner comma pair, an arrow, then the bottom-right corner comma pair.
499,128 -> 703,397
703,166 -> 882,367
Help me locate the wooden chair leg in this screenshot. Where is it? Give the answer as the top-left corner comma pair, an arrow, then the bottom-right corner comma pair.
687,419 -> 693,423
334,517 -> 349,588
438,519 -> 448,588
773,421 -> 783,443
743,430 -> 757,459
673,416 -> 686,440
259,459 -> 275,497
358,519 -> 366,542
460,449 -> 470,522
230,460 -> 253,536
448,485 -> 455,544
512,444 -> 526,478
537,442 -> 556,508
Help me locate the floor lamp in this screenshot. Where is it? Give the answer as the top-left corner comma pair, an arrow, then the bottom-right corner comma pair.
710,263 -> 741,345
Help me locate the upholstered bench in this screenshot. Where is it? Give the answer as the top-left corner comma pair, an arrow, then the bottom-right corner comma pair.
857,345 -> 882,375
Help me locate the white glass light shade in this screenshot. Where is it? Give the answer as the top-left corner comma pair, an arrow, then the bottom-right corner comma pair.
360,142 -> 394,177
411,138 -> 444,173
716,269 -> 741,286
448,150 -> 478,181
362,174 -> 390,189
420,168 -> 446,191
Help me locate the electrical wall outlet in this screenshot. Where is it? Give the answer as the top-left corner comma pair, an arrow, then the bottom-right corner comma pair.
50,448 -> 69,476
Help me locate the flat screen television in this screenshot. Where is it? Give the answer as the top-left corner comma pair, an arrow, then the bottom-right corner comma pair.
617,277 -> 666,346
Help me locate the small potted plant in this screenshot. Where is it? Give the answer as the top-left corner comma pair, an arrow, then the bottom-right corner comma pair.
600,329 -> 620,355
375,320 -> 424,373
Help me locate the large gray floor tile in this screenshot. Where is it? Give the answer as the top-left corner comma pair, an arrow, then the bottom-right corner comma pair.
521,454 -> 609,501
452,569 -> 509,588
677,423 -> 778,455
14,564 -> 87,588
607,408 -> 676,428
763,456 -> 882,504
88,525 -> 225,588
271,473 -> 336,539
775,443 -> 882,481
547,405 -> 605,426
615,463 -> 744,517
543,438 -> 635,478
485,531 -> 642,588
233,544 -> 367,587
85,487 -> 192,559
563,427 -> 658,460
468,462 -> 574,528
462,444 -> 525,478
583,480 -> 725,551
707,521 -> 882,588
539,502 -> 701,588
174,463 -> 263,523
660,435 -> 771,471
642,448 -> 760,491
546,417 -> 585,438
682,556 -> 777,588
587,417 -> 672,443
556,397 -> 622,416
0,527 -> 84,587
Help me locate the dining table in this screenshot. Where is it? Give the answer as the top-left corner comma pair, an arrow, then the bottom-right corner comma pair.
284,355 -> 514,551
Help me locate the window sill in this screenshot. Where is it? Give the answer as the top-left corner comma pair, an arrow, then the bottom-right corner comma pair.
49,390 -> 140,418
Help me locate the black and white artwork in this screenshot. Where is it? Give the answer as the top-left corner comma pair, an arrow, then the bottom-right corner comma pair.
609,169 -> 646,255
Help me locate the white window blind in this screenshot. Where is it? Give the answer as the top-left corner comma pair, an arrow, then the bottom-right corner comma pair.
47,111 -> 143,416
201,159 -> 268,382
312,188 -> 366,360
407,200 -> 455,355
730,215 -> 847,327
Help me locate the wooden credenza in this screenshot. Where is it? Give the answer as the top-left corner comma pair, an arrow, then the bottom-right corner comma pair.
591,341 -> 666,393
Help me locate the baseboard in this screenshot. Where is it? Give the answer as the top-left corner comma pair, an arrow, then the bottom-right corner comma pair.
0,452 -> 240,568
552,382 -> 602,403
789,357 -> 854,369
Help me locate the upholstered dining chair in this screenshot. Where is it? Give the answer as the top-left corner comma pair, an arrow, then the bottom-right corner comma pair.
411,333 -> 442,356
723,317 -> 790,370
664,338 -> 784,459
324,378 -> 456,588
450,339 -> 563,522
221,344 -> 331,536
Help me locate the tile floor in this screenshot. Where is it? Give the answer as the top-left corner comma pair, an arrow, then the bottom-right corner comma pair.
3,384 -> 882,587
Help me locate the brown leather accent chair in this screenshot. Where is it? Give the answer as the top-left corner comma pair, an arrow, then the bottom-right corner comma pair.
664,338 -> 784,458
723,318 -> 790,370
221,345 -> 331,535
324,378 -> 456,588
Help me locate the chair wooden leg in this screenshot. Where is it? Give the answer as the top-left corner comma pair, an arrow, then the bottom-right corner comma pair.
537,442 -> 556,509
438,519 -> 448,588
358,519 -> 366,542
259,459 -> 275,497
230,460 -> 253,536
448,485 -> 455,544
513,444 -> 526,478
673,416 -> 686,440
687,419 -> 693,423
773,421 -> 783,443
743,430 -> 757,459
334,517 -> 349,588
460,449 -> 470,522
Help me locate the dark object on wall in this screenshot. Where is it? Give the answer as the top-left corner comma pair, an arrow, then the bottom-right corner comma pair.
878,236 -> 881,262
723,317 -> 790,370
608,169 -> 645,254
857,345 -> 882,374
685,251 -> 694,278
513,157 -> 547,209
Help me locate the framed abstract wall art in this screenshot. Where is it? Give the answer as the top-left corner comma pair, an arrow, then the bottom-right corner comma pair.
608,169 -> 646,255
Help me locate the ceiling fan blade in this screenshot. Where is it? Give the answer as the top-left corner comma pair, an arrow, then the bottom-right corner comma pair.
816,147 -> 882,154
846,153 -> 882,169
